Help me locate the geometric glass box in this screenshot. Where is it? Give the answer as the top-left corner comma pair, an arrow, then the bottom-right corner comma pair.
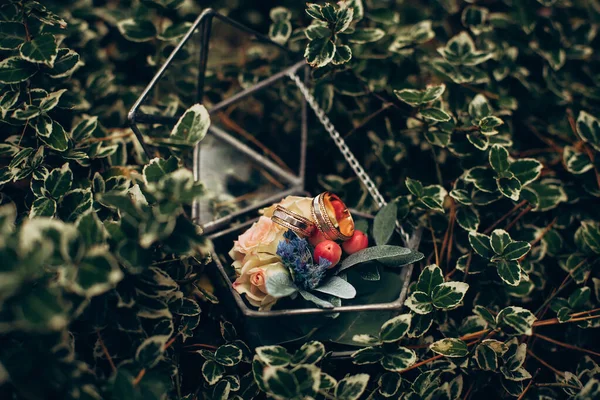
128,9 -> 420,348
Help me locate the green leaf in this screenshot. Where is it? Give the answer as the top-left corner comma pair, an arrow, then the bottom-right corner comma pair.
579,222 -> 600,254
117,18 -> 157,42
496,306 -> 536,335
255,346 -> 291,367
202,360 -> 225,385
266,270 -> 298,298
214,344 -> 243,366
405,291 -> 434,315
509,159 -> 543,186
291,341 -> 325,365
475,343 -> 499,371
0,21 -> 26,50
431,282 -> 469,310
170,104 -> 210,146
373,202 -> 397,246
489,145 -> 510,173
416,264 -> 444,295
349,28 -> 385,43
305,37 -> 336,68
157,21 -> 192,41
496,260 -> 521,286
563,146 -> 593,175
568,287 -> 590,309
378,373 -> 402,398
44,163 -> 72,199
381,347 -> 417,372
576,111 -> 600,151
465,167 -> 497,193
351,347 -> 383,365
39,120 -> 68,152
430,338 -> 469,357
334,4 -> 354,33
502,241 -> 531,260
479,116 -> 503,135
339,245 -> 424,272
497,176 -> 522,201
263,367 -> 298,399
394,84 -> 446,107
70,248 -> 123,297
438,31 -> 492,66
332,44 -> 352,65
46,48 -> 82,79
0,56 -> 37,84
406,177 -> 424,197
143,157 -> 179,184
379,314 -> 411,342
456,207 -> 479,231
490,229 -> 511,255
335,374 -> 370,400
314,276 -> 356,299
135,336 -> 166,369
468,231 -> 493,258
71,116 -> 98,142
524,182 -> 567,211
420,107 -> 452,122
19,33 -> 58,67
468,94 -> 492,120
305,22 -> 329,40
29,196 -> 56,218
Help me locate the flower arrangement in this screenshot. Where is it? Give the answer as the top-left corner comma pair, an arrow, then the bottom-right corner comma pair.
229,194 -> 423,310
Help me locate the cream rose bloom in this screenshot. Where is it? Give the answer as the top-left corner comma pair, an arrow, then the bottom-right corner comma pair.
261,195 -> 314,221
232,256 -> 288,310
229,216 -> 285,263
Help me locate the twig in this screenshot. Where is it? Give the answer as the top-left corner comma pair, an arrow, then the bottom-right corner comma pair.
343,103 -> 392,139
535,383 -> 581,390
528,218 -> 558,249
133,334 -> 179,386
460,84 -> 500,100
463,381 -> 474,400
505,205 -> 533,231
526,350 -> 565,377
428,215 -> 440,266
183,343 -> 219,351
533,313 -> 600,327
318,390 -> 336,400
484,200 -> 528,234
533,333 -> 600,357
97,330 -> 116,373
517,369 -> 540,400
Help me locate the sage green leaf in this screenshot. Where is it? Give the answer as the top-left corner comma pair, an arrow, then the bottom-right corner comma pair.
509,158 -> 543,186
394,84 -> 446,107
379,314 -> 411,342
256,346 -> 291,367
305,37 -> 336,68
291,341 -> 325,365
214,344 -> 243,366
373,201 -> 397,246
202,360 -> 225,385
298,289 -> 334,308
489,145 -> 510,173
381,347 -> 417,372
170,104 -> 210,146
29,196 -> 56,218
46,48 -> 82,79
135,336 -> 166,369
576,111 -> 600,151
349,27 -> 385,43
468,231 -> 493,258
416,264 -> 444,295
405,291 -> 434,315
456,207 -> 479,231
430,338 -> 468,357
117,18 -> 157,42
0,21 -> 26,50
490,229 -> 511,255
19,33 -> 58,67
431,282 -> 469,309
314,276 -> 355,299
496,260 -> 521,286
0,56 -> 37,84
44,163 -> 72,199
420,107 -> 452,122
502,241 -> 531,260
339,245 -> 424,272
335,374 -> 370,400
351,347 -> 383,365
496,306 -> 536,335
266,270 -> 298,298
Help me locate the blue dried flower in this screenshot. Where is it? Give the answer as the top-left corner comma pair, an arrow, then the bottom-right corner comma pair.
276,231 -> 330,290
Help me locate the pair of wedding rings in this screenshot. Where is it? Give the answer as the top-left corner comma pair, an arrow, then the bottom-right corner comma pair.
271,192 -> 355,241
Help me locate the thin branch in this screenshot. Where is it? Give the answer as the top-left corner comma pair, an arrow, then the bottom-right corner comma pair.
96,330 -> 116,373
527,349 -> 565,377
183,343 -> 219,351
517,369 -> 540,400
428,215 -> 440,266
343,103 -> 392,139
484,200 -> 528,234
533,333 -> 600,358
505,205 -> 533,231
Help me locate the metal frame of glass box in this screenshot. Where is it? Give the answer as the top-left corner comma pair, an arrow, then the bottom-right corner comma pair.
128,9 -> 419,344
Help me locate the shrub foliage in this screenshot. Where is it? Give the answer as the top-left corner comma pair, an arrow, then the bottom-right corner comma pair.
1,0 -> 600,399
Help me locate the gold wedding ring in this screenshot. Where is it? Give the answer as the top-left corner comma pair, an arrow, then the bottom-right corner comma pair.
271,205 -> 316,237
311,192 -> 355,241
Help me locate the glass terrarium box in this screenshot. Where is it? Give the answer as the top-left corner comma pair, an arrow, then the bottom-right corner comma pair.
129,10 -> 421,348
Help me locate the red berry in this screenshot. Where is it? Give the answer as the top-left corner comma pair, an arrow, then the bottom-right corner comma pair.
342,230 -> 368,254
309,229 -> 327,246
314,240 -> 342,268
